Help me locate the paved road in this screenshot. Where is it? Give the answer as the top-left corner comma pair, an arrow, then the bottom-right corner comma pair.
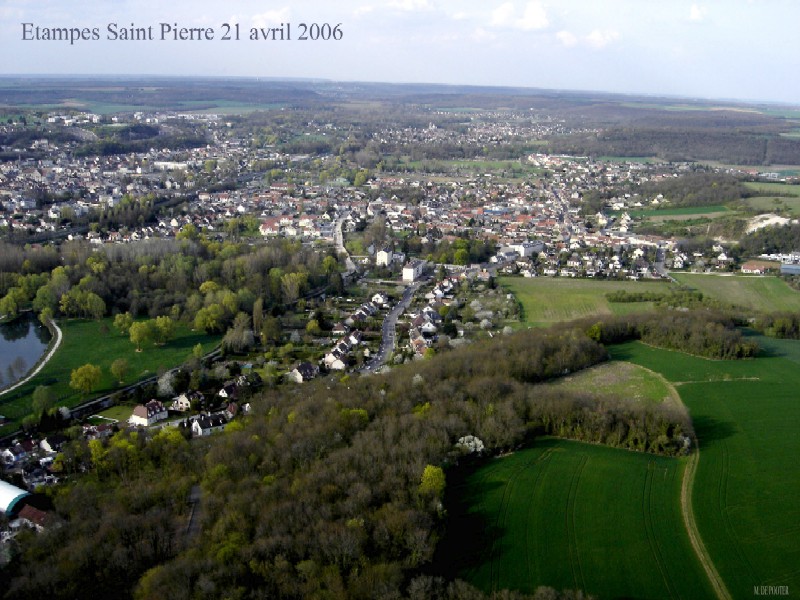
334,216 -> 357,276
654,247 -> 677,282
360,281 -> 422,372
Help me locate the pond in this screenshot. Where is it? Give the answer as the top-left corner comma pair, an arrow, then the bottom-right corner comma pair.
0,315 -> 52,390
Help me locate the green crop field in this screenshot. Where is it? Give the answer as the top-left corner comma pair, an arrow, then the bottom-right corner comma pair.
437,438 -> 713,599
672,273 -> 800,313
500,277 -> 673,327
0,318 -> 219,433
609,340 -> 800,598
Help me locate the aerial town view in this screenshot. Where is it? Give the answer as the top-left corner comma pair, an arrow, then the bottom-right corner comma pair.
1,1 -> 799,599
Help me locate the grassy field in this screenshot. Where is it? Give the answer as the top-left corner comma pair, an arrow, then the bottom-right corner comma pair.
437,438 -> 714,599
626,205 -> 730,221
596,155 -> 658,163
544,361 -> 677,406
0,318 -> 218,433
500,277 -> 673,327
744,181 -> 800,197
672,273 -> 800,313
744,196 -> 800,216
609,340 -> 800,598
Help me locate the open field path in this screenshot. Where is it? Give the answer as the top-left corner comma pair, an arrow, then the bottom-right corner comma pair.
634,361 -> 731,600
681,444 -> 732,600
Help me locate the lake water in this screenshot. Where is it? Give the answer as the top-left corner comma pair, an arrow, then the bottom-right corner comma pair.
0,316 -> 52,390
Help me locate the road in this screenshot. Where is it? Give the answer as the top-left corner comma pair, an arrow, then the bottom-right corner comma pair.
360,280 -> 422,372
334,216 -> 357,277
654,247 -> 677,282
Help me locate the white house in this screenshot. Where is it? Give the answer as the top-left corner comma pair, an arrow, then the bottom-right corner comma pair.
376,248 -> 393,267
403,260 -> 426,282
129,400 -> 168,427
191,414 -> 227,436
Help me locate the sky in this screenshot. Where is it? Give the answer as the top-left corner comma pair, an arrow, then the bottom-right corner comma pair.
1,0 -> 798,105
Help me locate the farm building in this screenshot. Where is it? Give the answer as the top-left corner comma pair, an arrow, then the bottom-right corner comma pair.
0,479 -> 30,516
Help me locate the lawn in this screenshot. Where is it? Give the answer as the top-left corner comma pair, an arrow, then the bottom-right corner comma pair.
437,438 -> 713,599
0,318 -> 219,433
609,340 -> 800,598
672,273 -> 800,313
500,277 -> 673,327
94,405 -> 134,422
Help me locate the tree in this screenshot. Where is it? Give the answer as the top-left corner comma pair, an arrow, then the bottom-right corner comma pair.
453,248 -> 470,266
418,464 -> 445,499
110,358 -> 130,383
38,306 -> 54,327
84,291 -> 106,319
129,321 -> 153,352
281,272 -> 307,304
322,255 -> 338,275
70,363 -> 102,397
222,312 -> 255,354
194,303 -> 225,334
252,297 -> 264,340
261,315 -> 282,346
114,311 -> 134,336
0,293 -> 18,318
31,385 -> 56,418
153,316 -> 176,345
306,319 -> 322,337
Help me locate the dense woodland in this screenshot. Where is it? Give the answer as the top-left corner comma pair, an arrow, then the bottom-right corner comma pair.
634,172 -> 753,207
548,128 -> 800,165
0,236 -> 339,336
738,222 -> 800,255
3,305 -> 758,599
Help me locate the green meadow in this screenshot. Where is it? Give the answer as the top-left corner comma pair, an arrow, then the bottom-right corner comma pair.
500,277 -> 673,327
672,273 -> 800,313
744,181 -> 800,197
545,361 -> 677,406
626,205 -> 730,219
0,318 -> 219,434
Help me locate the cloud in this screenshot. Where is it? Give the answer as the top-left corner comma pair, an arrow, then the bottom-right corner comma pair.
585,29 -> 619,49
353,5 -> 374,18
472,27 -> 498,42
556,30 -> 578,47
387,0 -> 432,11
251,8 -> 291,28
490,2 -> 516,27
518,1 -> 549,30
490,1 -> 549,31
689,4 -> 707,21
